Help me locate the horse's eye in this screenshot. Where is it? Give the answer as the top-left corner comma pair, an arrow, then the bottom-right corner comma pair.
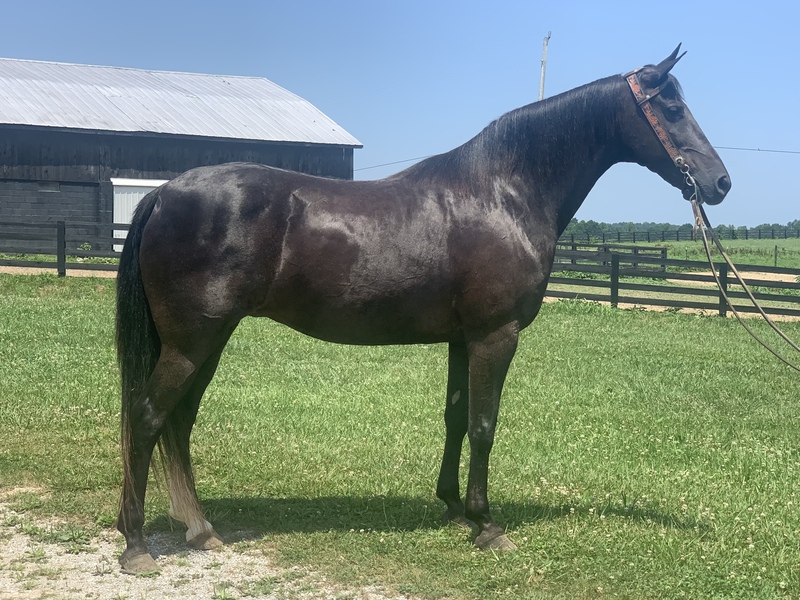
665,105 -> 684,122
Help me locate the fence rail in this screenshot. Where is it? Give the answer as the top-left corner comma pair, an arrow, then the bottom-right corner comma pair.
550,251 -> 800,318
2,221 -> 799,318
0,220 -> 128,276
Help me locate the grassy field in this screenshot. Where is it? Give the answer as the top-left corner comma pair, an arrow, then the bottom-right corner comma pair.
631,238 -> 800,270
1,274 -> 799,599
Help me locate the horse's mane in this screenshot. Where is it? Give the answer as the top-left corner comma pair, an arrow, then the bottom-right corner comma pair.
392,74 -> 633,188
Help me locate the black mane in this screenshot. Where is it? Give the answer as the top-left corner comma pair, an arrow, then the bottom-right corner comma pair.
395,75 -> 625,188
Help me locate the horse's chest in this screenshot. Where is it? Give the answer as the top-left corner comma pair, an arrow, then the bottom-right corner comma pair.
451,226 -> 553,328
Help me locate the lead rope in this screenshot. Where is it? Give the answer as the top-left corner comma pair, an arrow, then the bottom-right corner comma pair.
680,161 -> 800,372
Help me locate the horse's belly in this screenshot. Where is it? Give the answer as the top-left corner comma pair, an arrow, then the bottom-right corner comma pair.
252,273 -> 459,345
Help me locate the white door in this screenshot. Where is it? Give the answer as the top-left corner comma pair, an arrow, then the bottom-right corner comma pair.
112,178 -> 168,251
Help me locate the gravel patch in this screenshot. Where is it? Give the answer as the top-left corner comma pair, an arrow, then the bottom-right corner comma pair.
0,491 -> 411,600
667,270 -> 799,287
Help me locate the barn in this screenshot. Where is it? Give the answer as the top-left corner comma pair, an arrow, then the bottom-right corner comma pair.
0,57 -> 361,248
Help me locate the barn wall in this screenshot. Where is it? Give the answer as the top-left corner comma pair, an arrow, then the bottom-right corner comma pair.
0,126 -> 354,183
0,180 -> 99,221
0,125 -> 355,235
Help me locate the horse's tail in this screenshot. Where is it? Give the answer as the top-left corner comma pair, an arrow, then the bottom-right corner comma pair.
116,190 -> 161,524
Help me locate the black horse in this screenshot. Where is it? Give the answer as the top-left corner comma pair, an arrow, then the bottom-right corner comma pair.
116,46 -> 730,573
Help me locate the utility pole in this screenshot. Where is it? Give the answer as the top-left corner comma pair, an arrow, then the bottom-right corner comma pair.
538,31 -> 551,101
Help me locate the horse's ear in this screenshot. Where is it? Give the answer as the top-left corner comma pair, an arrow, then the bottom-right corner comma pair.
640,44 -> 686,88
654,44 -> 686,79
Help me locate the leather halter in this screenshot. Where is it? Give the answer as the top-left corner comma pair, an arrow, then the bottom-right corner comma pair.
624,68 -> 684,167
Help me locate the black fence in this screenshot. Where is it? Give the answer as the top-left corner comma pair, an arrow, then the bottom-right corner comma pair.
0,220 -> 128,276
2,221 -> 799,318
549,243 -> 800,318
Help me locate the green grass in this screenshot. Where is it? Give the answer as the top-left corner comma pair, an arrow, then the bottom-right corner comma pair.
630,238 -> 800,270
1,274 -> 799,598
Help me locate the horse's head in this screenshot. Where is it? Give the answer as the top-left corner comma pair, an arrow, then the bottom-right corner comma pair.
620,45 -> 730,205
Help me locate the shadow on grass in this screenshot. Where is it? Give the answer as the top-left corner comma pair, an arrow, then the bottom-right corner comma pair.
143,494 -> 709,552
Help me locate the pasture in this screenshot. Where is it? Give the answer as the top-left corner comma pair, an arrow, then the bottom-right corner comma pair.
1,273 -> 799,599
633,237 -> 800,270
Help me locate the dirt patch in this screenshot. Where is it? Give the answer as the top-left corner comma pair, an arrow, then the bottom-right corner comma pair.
0,489 -> 411,600
0,266 -> 116,278
667,270 -> 798,288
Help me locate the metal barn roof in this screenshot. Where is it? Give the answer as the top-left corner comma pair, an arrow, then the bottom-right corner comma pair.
0,58 -> 361,147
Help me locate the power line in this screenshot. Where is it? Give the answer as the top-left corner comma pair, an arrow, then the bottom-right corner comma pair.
715,146 -> 800,156
355,145 -> 800,173
354,155 -> 433,172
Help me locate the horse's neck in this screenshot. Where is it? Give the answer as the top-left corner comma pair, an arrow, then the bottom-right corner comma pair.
481,77 -> 627,235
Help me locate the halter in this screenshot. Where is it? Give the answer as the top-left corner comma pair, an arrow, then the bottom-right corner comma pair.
624,68 -> 699,203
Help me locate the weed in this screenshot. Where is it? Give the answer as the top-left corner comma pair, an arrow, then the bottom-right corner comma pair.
22,547 -> 47,563
94,555 -> 115,576
11,492 -> 45,512
242,575 -> 280,596
212,581 -> 236,599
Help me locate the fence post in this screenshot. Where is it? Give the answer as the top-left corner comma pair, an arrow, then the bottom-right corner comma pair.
610,254 -> 620,308
57,221 -> 66,277
660,247 -> 667,272
718,262 -> 728,317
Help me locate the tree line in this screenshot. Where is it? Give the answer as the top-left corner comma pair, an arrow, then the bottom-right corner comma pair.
564,218 -> 800,239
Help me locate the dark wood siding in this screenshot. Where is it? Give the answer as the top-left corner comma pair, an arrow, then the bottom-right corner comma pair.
0,126 -> 354,182
0,125 -> 356,234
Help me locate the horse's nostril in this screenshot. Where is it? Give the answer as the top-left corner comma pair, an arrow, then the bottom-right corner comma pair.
717,175 -> 731,193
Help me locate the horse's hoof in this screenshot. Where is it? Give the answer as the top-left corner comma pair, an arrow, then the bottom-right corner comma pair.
188,529 -> 224,550
474,529 -> 518,551
119,549 -> 160,575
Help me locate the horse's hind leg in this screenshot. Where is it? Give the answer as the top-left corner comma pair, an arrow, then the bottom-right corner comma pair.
118,345 -> 203,573
161,339 -> 232,550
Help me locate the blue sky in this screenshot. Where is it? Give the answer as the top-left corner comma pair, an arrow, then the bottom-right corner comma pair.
2,1 -> 797,226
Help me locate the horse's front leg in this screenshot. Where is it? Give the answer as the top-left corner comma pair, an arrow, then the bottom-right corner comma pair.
464,322 -> 519,550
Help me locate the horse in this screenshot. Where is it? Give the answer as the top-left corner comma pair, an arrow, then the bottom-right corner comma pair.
115,45 -> 730,573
